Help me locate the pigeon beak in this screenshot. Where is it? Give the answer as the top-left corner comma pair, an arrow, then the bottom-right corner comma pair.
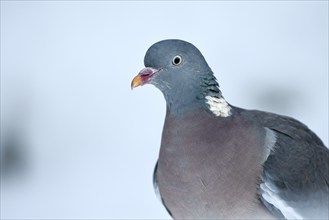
131,67 -> 159,89
131,75 -> 142,89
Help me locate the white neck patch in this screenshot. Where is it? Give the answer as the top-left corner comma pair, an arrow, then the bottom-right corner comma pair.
205,96 -> 232,117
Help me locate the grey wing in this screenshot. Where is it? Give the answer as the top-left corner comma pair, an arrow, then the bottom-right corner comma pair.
153,162 -> 173,217
243,110 -> 329,219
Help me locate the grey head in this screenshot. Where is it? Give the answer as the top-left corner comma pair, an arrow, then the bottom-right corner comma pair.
131,39 -> 221,115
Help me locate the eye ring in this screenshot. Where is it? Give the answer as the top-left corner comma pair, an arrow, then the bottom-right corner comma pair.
172,55 -> 183,65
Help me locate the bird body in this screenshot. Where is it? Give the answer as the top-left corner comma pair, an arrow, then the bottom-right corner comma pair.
131,39 -> 329,219
156,108 -> 274,219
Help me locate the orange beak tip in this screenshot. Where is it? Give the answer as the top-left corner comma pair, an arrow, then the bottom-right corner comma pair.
131,75 -> 141,90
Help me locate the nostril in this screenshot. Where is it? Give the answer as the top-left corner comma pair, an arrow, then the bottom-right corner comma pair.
139,67 -> 159,77
141,72 -> 151,76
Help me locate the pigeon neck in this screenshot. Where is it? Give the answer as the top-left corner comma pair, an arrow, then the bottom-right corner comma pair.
164,89 -> 204,116
199,72 -> 222,98
199,72 -> 232,117
165,72 -> 232,117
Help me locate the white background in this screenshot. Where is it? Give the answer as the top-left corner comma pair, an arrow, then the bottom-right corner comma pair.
1,1 -> 328,219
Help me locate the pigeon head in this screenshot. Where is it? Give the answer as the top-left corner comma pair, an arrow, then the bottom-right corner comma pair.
132,39 -> 224,115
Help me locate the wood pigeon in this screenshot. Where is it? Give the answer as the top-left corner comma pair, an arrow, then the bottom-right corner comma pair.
131,39 -> 329,219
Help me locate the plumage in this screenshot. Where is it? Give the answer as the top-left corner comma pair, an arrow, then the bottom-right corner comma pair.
131,39 -> 329,219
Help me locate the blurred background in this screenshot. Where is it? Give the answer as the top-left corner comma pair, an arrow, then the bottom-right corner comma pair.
1,1 -> 328,219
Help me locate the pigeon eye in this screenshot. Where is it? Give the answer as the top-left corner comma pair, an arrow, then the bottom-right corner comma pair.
172,55 -> 183,65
